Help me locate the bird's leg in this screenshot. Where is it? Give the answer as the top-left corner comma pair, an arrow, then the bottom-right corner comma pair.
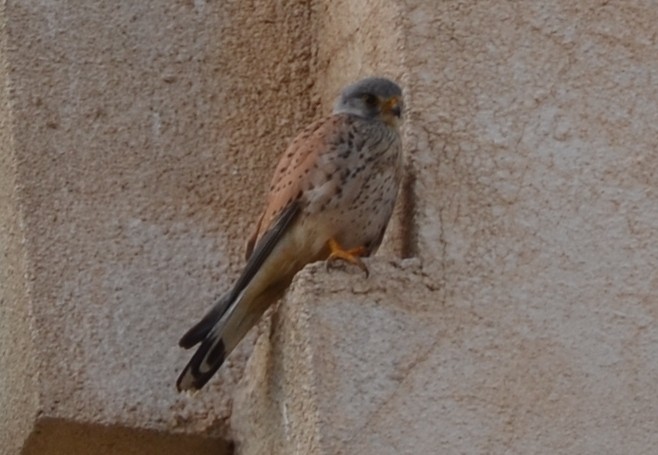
326,238 -> 369,277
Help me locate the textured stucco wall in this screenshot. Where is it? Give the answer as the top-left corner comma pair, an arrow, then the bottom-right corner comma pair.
404,1 -> 658,451
3,0 -> 658,454
233,1 -> 658,454
0,13 -> 40,454
231,260 -> 441,455
0,0 -> 315,452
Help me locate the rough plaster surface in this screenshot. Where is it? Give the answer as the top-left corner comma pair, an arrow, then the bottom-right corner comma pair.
0,17 -> 40,455
233,260 -> 657,454
231,260 -> 443,455
403,3 -> 658,452
0,0 -> 315,452
3,0 -> 658,454
232,1 -> 658,454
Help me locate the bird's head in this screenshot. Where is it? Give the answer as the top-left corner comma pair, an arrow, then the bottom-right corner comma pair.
333,77 -> 403,128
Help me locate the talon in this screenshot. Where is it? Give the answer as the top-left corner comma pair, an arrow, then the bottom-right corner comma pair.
326,238 -> 370,277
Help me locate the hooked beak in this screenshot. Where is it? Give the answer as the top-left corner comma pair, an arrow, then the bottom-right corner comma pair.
383,96 -> 402,118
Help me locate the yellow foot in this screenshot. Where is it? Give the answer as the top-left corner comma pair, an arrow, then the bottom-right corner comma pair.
326,238 -> 369,277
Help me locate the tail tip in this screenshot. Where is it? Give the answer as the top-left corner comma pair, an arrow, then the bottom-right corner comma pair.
176,338 -> 226,392
176,371 -> 200,393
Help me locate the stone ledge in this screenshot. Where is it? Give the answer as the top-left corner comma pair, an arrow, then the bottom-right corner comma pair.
231,256 -> 658,454
231,258 -> 447,455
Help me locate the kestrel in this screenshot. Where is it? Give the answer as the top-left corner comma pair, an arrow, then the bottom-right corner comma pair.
177,77 -> 404,391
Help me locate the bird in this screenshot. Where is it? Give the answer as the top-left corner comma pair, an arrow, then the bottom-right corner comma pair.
176,76 -> 404,391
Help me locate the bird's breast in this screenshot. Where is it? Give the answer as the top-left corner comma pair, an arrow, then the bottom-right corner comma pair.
301,126 -> 402,254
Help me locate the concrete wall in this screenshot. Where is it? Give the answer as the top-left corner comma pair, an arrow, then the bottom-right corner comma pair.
2,0 -> 657,454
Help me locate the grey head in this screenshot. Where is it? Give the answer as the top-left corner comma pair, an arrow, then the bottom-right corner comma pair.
333,77 -> 403,126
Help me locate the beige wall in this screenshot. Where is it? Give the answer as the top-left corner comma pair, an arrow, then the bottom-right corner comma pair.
0,14 -> 40,453
402,1 -> 658,452
2,1 -> 657,454
1,0 -> 315,453
234,1 -> 658,454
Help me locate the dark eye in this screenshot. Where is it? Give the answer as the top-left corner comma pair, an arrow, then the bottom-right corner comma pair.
363,94 -> 378,106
